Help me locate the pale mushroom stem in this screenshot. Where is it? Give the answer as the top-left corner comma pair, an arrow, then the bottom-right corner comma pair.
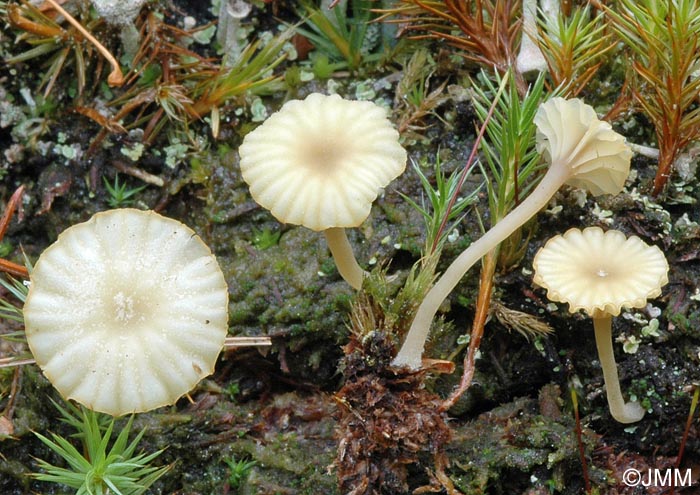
592,313 -> 646,423
324,227 -> 367,290
392,161 -> 572,369
516,0 -> 547,74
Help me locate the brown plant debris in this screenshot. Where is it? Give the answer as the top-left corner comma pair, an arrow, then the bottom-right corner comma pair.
335,327 -> 454,495
377,0 -> 525,94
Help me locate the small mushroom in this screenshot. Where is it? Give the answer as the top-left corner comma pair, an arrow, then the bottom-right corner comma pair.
23,209 -> 229,416
532,227 -> 669,423
393,97 -> 633,370
516,0 -> 561,74
238,93 -> 407,289
217,0 -> 253,65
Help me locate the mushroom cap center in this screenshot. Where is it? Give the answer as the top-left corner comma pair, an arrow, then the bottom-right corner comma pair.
113,291 -> 136,322
296,132 -> 356,176
103,276 -> 158,330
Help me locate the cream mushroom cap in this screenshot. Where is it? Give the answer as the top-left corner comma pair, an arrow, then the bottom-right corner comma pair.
532,227 -> 669,316
238,92 -> 407,231
23,208 -> 229,416
534,97 -> 633,196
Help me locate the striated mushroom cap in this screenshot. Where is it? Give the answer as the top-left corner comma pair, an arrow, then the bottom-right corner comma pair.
532,227 -> 668,317
23,209 -> 229,416
534,97 -> 632,196
238,93 -> 407,232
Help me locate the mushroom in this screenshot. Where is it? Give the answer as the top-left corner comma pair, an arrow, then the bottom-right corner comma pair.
217,0 -> 253,65
516,0 -> 549,74
532,227 -> 669,423
392,97 -> 632,370
238,92 -> 407,290
23,209 -> 229,416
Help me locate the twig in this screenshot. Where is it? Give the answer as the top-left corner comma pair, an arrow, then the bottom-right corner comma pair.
442,252 -> 496,410
112,160 -> 165,187
43,0 -> 125,87
0,357 -> 36,368
571,387 -> 591,494
671,385 -> 700,495
0,260 -> 28,279
0,186 -> 25,242
628,142 -> 660,160
2,367 -> 21,420
0,186 -> 28,278
224,336 -> 272,349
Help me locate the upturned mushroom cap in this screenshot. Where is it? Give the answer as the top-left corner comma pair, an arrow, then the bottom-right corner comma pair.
534,97 -> 633,196
532,227 -> 669,316
238,93 -> 407,231
23,209 -> 229,416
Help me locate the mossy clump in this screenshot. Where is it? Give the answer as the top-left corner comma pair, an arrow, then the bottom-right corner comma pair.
448,391 -> 594,494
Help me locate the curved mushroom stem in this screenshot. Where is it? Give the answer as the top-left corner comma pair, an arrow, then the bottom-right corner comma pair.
392,162 -> 572,369
592,313 -> 645,423
324,228 -> 367,290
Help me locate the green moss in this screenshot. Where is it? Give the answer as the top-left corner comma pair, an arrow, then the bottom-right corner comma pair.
319,256 -> 338,277
449,396 -> 588,493
628,378 -> 663,412
252,227 -> 281,250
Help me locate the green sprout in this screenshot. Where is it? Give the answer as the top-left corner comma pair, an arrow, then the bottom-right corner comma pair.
296,0 -> 383,73
471,69 -> 548,269
434,69 -> 549,406
537,4 -> 613,97
225,382 -> 241,401
6,0 -> 103,98
308,52 -> 347,79
103,175 -> 147,208
401,154 -> 479,256
224,456 -> 256,490
394,48 -> 449,135
32,401 -> 170,495
0,274 -> 26,325
252,227 -> 281,250
604,0 -> 700,195
0,241 -> 13,258
378,0 -> 525,94
189,31 -> 291,132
